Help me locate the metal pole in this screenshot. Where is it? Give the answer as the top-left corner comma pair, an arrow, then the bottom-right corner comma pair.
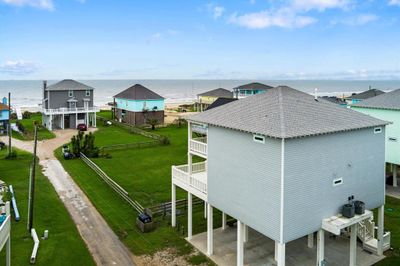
27,124 -> 38,232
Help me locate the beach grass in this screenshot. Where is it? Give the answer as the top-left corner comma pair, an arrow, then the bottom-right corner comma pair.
0,148 -> 94,266
11,113 -> 55,141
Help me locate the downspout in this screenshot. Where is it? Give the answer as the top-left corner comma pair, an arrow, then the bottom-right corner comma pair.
279,138 -> 285,244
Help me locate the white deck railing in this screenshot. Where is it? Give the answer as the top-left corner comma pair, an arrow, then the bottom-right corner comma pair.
172,162 -> 207,194
42,106 -> 100,115
0,214 -> 11,251
190,137 -> 207,157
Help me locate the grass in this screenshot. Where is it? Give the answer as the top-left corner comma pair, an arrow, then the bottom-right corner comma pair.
98,110 -> 113,120
0,148 -> 94,266
56,119 -> 215,264
11,113 -> 55,141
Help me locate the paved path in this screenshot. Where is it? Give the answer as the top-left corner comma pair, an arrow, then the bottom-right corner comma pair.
1,131 -> 136,266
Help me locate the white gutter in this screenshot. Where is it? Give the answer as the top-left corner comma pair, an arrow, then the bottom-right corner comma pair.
279,138 -> 285,243
30,228 -> 40,264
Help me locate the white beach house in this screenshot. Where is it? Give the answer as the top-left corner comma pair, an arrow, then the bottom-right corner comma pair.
171,86 -> 390,266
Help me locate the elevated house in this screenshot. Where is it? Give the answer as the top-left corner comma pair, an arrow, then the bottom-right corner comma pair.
0,97 -> 9,135
113,84 -> 165,126
41,79 -> 99,131
346,89 -> 384,105
351,89 -> 400,187
171,86 -> 390,266
196,88 -> 233,112
232,82 -> 273,99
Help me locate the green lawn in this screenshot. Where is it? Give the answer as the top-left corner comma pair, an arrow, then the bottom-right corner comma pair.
0,148 -> 94,266
57,122 -> 215,264
12,113 -> 55,141
98,110 -> 113,120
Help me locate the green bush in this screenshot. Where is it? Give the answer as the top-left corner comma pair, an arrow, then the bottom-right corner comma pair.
16,121 -> 25,133
22,111 -> 31,119
5,149 -> 17,159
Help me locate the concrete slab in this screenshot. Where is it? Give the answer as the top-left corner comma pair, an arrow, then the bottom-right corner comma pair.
189,226 -> 385,266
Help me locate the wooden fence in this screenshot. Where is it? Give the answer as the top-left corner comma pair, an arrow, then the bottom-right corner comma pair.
147,197 -> 204,217
80,152 -> 144,214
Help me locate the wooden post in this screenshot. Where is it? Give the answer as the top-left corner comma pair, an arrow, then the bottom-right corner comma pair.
27,124 -> 38,232
188,192 -> 192,240
237,221 -> 244,266
350,224 -> 357,266
207,203 -> 213,256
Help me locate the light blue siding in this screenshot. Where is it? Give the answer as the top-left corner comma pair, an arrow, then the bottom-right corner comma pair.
207,126 -> 282,242
0,110 -> 9,121
115,98 -> 164,112
283,128 -> 385,242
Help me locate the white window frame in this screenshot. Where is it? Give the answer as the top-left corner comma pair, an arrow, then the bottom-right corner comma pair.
85,90 -> 91,97
68,90 -> 74,97
333,177 -> 343,187
253,134 -> 265,144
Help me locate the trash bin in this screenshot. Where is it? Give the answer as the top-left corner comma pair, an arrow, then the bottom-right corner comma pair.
136,213 -> 154,233
354,201 -> 365,215
342,203 -> 355,218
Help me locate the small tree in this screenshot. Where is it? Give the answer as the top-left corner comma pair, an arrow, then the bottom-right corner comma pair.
147,118 -> 159,130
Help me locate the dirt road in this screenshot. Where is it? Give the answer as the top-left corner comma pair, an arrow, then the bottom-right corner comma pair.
1,130 -> 136,266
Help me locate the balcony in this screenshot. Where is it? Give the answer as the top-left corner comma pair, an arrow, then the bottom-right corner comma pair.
190,137 -> 207,158
42,106 -> 100,115
172,161 -> 207,201
0,214 -> 10,252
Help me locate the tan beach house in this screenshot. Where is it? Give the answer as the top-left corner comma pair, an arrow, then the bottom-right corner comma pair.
171,86 -> 390,266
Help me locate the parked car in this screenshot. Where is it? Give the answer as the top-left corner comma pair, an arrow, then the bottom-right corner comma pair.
77,123 -> 87,131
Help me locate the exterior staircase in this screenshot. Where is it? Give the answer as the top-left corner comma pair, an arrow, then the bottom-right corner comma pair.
357,217 -> 390,255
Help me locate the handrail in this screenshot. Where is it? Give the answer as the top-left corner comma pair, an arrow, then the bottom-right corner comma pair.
42,106 -> 100,114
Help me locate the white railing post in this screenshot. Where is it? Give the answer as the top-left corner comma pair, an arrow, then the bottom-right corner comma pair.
171,183 -> 176,227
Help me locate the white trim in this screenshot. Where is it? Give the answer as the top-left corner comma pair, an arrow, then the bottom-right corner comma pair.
279,138 -> 285,243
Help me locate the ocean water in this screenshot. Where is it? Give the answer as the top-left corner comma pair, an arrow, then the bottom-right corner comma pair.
0,79 -> 399,107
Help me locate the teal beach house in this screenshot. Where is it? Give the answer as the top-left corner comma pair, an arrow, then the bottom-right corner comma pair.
0,97 -> 10,135
351,89 -> 400,186
233,82 -> 273,99
113,84 -> 165,126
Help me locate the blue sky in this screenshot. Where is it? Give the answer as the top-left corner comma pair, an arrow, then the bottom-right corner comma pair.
0,0 -> 400,79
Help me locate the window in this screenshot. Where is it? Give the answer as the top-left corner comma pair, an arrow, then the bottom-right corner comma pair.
68,90 -> 73,97
253,134 -> 265,144
333,178 -> 343,187
374,127 -> 382,134
85,90 -> 91,97
389,137 -> 397,142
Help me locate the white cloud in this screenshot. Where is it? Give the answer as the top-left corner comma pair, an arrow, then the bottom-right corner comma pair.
331,13 -> 378,26
1,0 -> 54,10
389,0 -> 400,6
147,29 -> 180,44
206,4 -> 225,19
0,60 -> 40,75
228,8 -> 317,29
292,0 -> 350,11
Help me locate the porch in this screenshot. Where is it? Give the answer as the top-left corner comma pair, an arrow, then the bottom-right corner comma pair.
172,161 -> 207,201
188,226 -> 385,266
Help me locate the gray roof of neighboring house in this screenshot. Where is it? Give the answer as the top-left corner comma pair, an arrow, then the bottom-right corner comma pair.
206,97 -> 238,111
347,89 -> 385,100
188,86 -> 389,139
232,82 -> 273,91
46,79 -> 95,91
352,88 -> 400,110
198,88 -> 233,98
114,84 -> 164,100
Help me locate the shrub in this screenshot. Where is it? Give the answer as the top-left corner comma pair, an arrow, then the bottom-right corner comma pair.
147,118 -> 159,130
174,118 -> 187,128
22,111 -> 31,119
70,131 -> 99,158
160,136 -> 170,145
16,121 -> 25,133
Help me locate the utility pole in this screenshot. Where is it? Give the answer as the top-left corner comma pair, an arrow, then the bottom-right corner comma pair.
27,123 -> 38,232
7,92 -> 11,156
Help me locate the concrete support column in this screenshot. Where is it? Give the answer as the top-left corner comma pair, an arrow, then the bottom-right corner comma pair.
244,224 -> 248,243
94,112 -> 97,127
394,165 -> 397,187
275,241 -> 278,262
308,233 -> 314,248
377,205 -> 384,256
276,242 -> 285,266
204,201 -> 207,219
171,184 -> 176,227
62,114 -> 65,129
350,224 -> 357,266
237,220 -> 244,266
207,204 -> 213,256
49,114 -> 53,130
316,229 -> 325,266
222,212 -> 227,230
75,113 -> 78,128
188,192 -> 192,240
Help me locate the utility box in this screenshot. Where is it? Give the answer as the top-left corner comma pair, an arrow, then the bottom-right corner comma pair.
136,213 -> 154,233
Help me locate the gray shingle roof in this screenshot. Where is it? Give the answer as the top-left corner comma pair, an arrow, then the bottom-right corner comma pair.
114,84 -> 164,100
189,86 -> 389,139
352,88 -> 400,110
206,97 -> 238,111
346,89 -> 385,100
198,88 -> 233,98
46,79 -> 95,91
232,82 -> 273,91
